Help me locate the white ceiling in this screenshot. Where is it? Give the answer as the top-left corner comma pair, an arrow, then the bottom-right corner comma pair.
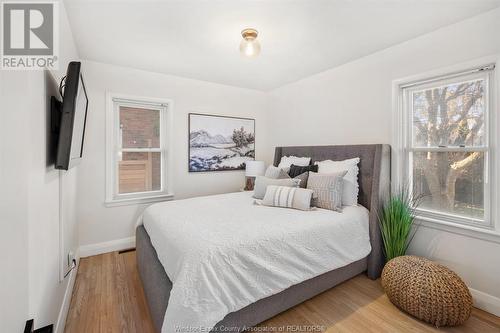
65,0 -> 500,91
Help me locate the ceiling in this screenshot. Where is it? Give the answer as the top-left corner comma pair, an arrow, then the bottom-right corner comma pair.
65,0 -> 500,91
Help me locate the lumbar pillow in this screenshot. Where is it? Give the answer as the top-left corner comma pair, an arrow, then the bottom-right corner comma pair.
261,185 -> 314,211
253,176 -> 301,199
288,164 -> 318,178
264,165 -> 290,179
307,171 -> 347,212
278,155 -> 311,168
315,157 -> 360,206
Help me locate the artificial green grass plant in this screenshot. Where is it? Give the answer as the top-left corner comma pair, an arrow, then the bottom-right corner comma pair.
379,186 -> 421,262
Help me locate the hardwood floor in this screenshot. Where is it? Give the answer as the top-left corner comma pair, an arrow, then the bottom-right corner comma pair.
65,251 -> 155,333
65,251 -> 500,333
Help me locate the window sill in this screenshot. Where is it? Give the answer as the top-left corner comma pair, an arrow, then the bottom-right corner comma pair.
415,214 -> 500,244
104,193 -> 174,207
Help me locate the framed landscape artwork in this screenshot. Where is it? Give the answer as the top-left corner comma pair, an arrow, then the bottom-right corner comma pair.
189,113 -> 255,172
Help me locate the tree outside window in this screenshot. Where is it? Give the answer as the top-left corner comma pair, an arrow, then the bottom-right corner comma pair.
403,70 -> 492,225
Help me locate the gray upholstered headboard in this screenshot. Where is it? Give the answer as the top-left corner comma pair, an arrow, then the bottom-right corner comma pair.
273,144 -> 391,278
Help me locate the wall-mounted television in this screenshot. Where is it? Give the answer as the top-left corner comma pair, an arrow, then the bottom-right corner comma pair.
52,61 -> 89,170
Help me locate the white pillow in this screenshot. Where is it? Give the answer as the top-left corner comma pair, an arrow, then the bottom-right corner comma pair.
278,156 -> 311,168
315,157 -> 360,206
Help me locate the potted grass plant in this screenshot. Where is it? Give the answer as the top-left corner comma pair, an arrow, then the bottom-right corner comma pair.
378,186 -> 422,262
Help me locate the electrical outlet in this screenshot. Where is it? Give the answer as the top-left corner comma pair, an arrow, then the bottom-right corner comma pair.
67,251 -> 75,268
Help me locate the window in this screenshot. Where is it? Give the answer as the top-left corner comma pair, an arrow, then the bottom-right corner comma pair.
106,95 -> 173,205
400,65 -> 495,228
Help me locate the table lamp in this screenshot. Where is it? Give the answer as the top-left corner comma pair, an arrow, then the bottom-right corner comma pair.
244,160 -> 265,191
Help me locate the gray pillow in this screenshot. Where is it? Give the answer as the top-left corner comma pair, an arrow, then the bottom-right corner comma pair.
264,165 -> 290,179
307,171 -> 347,211
261,185 -> 314,211
264,166 -> 308,188
253,176 -> 301,199
294,172 -> 309,188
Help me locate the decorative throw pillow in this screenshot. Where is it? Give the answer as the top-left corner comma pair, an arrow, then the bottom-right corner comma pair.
264,165 -> 290,179
263,165 -> 310,188
315,157 -> 360,206
288,164 -> 318,178
278,155 -> 311,168
307,171 -> 347,211
292,172 -> 308,188
261,186 -> 314,211
253,176 -> 301,200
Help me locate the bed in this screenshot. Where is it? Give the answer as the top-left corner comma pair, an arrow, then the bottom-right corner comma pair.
136,144 -> 391,332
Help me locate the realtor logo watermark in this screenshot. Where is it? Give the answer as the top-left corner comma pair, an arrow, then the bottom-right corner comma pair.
1,1 -> 59,69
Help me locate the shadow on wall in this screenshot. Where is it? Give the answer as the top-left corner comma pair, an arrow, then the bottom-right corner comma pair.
44,69 -> 61,168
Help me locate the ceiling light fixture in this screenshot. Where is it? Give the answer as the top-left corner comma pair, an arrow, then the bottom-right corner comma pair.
240,28 -> 261,58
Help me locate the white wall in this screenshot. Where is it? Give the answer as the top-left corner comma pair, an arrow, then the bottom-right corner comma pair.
269,8 -> 500,305
77,61 -> 270,247
0,2 -> 80,332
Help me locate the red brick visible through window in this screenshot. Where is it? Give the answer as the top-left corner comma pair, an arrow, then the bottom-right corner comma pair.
118,107 -> 161,194
120,107 -> 160,148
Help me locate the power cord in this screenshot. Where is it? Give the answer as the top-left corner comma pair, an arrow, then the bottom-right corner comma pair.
63,258 -> 77,279
58,75 -> 66,98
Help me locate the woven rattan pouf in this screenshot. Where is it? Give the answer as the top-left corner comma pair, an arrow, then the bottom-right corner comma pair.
381,255 -> 472,327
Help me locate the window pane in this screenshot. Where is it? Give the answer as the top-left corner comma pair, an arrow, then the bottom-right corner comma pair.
119,106 -> 160,148
118,152 -> 161,194
412,79 -> 485,147
412,151 -> 484,220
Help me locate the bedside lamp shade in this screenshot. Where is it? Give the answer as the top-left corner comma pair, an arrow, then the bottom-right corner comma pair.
245,161 -> 265,177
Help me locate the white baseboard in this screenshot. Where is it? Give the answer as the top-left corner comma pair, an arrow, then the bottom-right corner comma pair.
54,248 -> 80,333
470,288 -> 500,317
79,236 -> 136,258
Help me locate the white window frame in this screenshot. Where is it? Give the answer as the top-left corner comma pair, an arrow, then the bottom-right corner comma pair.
393,62 -> 500,242
105,93 -> 174,207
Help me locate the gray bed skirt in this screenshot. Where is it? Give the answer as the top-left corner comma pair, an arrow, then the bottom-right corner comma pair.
137,225 -> 367,332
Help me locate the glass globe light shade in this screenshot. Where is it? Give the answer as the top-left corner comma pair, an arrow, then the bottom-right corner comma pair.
240,38 -> 261,57
240,29 -> 261,57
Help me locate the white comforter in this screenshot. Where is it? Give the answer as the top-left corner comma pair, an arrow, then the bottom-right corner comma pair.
141,191 -> 371,333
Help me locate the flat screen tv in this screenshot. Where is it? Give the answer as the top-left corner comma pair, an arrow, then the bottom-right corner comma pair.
54,61 -> 88,170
